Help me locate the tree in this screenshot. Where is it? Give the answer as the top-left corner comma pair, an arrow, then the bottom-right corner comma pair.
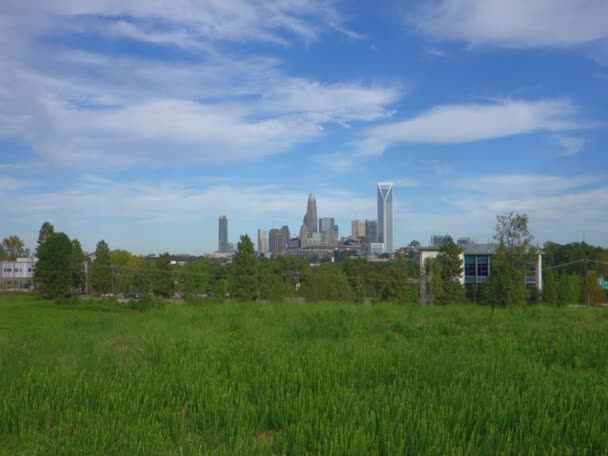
485,212 -> 535,309
436,236 -> 465,305
382,253 -> 417,304
36,222 -> 55,256
2,235 -> 29,260
542,269 -> 559,305
301,264 -> 353,302
182,258 -> 213,297
153,253 -> 175,298
485,244 -> 528,309
35,232 -> 72,298
71,239 -> 86,292
0,245 -> 6,261
558,273 -> 582,306
231,235 -> 257,301
90,240 -> 112,294
585,271 -> 606,306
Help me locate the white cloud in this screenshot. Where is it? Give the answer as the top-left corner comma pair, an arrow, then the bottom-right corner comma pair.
0,6 -> 401,168
392,178 -> 419,188
1,177 -> 376,251
357,98 -> 584,156
555,135 -> 586,156
311,153 -> 360,173
414,0 -> 608,48
452,175 -> 598,197
1,0 -> 356,47
0,176 -> 25,192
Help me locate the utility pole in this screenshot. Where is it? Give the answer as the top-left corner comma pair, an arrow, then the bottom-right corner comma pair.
584,258 -> 590,308
111,265 -> 116,295
83,261 -> 89,295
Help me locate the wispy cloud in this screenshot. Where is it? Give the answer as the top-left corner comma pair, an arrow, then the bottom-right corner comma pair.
357,98 -> 585,156
555,135 -> 586,156
452,174 -> 599,196
392,178 -> 419,188
1,176 -> 376,251
2,0 -> 357,48
412,0 -> 608,48
0,5 -> 401,168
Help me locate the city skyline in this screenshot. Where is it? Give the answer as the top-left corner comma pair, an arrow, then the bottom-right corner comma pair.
1,1 -> 607,253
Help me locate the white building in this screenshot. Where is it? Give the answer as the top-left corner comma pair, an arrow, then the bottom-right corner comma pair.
0,257 -> 37,289
257,229 -> 268,255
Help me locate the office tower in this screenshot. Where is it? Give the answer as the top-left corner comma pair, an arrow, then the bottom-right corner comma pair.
257,229 -> 268,254
281,225 -> 290,251
457,237 -> 473,246
431,235 -> 450,247
319,217 -> 339,245
269,229 -> 286,256
351,219 -> 366,240
299,193 -> 318,240
377,182 -> 394,253
218,215 -> 228,253
366,219 -> 378,243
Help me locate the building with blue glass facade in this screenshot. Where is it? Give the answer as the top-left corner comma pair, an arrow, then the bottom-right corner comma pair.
418,242 -> 543,304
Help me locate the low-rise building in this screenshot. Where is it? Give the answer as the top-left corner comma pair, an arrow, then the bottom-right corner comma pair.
418,243 -> 543,304
0,257 -> 37,289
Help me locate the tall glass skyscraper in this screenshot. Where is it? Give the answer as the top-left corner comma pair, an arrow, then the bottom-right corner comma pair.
257,229 -> 268,254
218,215 -> 228,253
377,182 -> 394,253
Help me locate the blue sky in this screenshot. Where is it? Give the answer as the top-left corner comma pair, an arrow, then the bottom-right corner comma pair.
1,0 -> 607,254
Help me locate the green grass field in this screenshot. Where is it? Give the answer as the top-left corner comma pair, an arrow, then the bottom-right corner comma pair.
1,294 -> 607,454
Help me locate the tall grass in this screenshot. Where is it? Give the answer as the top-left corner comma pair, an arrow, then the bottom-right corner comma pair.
1,294 -> 607,454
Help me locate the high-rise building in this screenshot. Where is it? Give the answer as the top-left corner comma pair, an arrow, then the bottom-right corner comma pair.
351,219 -> 366,240
218,215 -> 228,253
431,235 -> 450,247
281,225 -> 291,251
269,229 -> 286,256
377,182 -> 394,253
365,220 -> 378,243
319,217 -> 339,245
299,193 -> 318,240
257,229 -> 268,254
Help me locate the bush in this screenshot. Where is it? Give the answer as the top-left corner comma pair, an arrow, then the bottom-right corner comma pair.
128,295 -> 163,312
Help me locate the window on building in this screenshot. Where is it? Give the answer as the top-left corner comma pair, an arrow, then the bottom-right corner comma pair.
477,256 -> 489,277
465,256 -> 476,277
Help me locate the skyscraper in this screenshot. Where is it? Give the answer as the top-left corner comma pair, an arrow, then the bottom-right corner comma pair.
305,193 -> 318,234
218,215 -> 228,253
319,217 -> 339,245
257,229 -> 268,254
365,219 -> 378,243
280,225 -> 291,251
269,228 -> 286,256
377,182 -> 394,253
351,219 -> 366,240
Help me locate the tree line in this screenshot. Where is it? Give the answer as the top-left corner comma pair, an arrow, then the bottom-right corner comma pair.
8,212 -> 608,305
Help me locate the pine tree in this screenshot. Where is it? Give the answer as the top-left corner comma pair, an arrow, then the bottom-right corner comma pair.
90,240 -> 112,294
35,232 -> 72,298
36,221 -> 55,256
437,236 -> 465,305
231,235 -> 257,301
153,253 -> 175,298
70,239 -> 86,292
